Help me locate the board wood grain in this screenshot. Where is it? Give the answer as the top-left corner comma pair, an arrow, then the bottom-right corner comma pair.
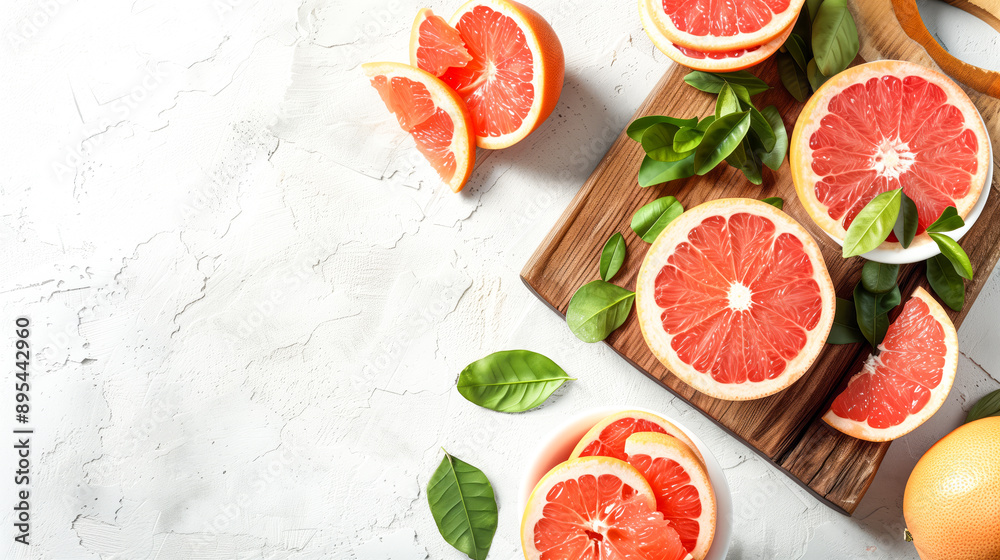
521,1 -> 1000,514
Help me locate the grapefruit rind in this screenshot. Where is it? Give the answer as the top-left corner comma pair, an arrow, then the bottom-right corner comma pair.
647,0 -> 806,53
569,409 -> 706,465
790,60 -> 989,252
519,456 -> 658,559
361,61 -> 476,193
625,432 -> 717,560
639,0 -> 793,72
822,287 -> 958,442
636,198 -> 836,401
446,0 -> 565,150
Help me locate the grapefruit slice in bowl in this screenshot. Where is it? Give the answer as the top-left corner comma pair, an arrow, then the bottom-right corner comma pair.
439,0 -> 565,149
636,199 -> 836,401
362,62 -> 476,193
646,0 -> 806,52
823,287 -> 958,442
625,432 -> 716,560
569,409 -> 705,465
521,456 -> 692,560
409,8 -> 472,77
639,0 -> 793,72
791,60 -> 990,260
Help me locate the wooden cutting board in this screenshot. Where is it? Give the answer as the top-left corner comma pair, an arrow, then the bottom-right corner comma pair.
521,2 -> 1000,515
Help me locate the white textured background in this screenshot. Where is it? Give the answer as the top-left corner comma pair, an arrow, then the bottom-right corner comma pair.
1,0 -> 998,558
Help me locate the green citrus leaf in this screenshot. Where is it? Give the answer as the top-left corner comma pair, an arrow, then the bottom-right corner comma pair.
631,196 -> 685,243
926,253 -> 965,311
929,233 -> 973,280
566,280 -> 635,343
716,83 -> 742,119
427,451 -> 497,560
806,0 -> 824,20
729,82 -> 754,108
966,389 -> 1000,424
812,0 -> 859,76
600,232 -> 627,281
894,191 -> 919,248
758,106 -> 788,170
673,126 -> 706,152
762,197 -> 784,210
777,51 -> 811,102
827,296 -> 864,344
793,6 -> 812,37
861,261 -> 899,294
785,33 -> 811,71
874,284 -> 901,315
747,106 -> 776,152
843,189 -> 902,258
641,123 -> 692,162
854,283 -> 889,348
457,350 -> 574,413
627,116 -> 699,142
926,206 -> 965,233
731,139 -> 763,185
806,59 -> 830,91
637,154 -> 696,187
697,115 -> 716,130
684,70 -> 770,95
694,111 -> 751,175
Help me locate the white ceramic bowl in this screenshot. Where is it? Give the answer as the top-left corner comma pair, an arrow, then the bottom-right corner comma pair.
828,110 -> 993,264
518,407 -> 733,560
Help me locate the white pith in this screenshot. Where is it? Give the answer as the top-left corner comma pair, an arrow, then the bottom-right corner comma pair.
873,138 -> 916,179
727,282 -> 753,312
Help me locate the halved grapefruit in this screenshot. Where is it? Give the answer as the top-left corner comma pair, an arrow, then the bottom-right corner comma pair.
570,410 -> 705,465
645,0 -> 806,52
636,199 -> 836,401
625,433 -> 716,560
363,62 -> 476,193
823,287 -> 958,442
409,8 -> 472,77
791,60 -> 989,250
440,0 -> 565,149
521,456 -> 692,560
639,0 -> 794,72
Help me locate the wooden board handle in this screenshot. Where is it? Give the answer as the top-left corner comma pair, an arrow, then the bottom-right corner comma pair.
892,0 -> 1000,98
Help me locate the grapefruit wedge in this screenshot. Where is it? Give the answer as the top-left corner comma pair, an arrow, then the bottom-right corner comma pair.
640,0 -> 793,72
823,287 -> 958,442
645,0 -> 806,52
409,8 -> 472,77
625,433 -> 716,560
363,62 -> 475,193
521,456 -> 692,560
439,0 -> 565,149
636,199 -> 836,401
791,60 -> 989,250
570,410 -> 705,465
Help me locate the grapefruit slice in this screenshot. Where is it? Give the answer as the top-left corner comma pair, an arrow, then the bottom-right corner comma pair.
791,60 -> 989,250
636,199 -> 836,401
363,62 -> 475,193
640,0 -> 793,72
646,0 -> 806,52
521,456 -> 692,560
823,287 -> 958,442
569,410 -> 705,465
440,0 -> 565,149
625,433 -> 716,560
409,8 -> 472,77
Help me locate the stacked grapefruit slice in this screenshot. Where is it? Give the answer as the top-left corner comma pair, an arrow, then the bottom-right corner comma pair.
639,0 -> 805,71
366,1 -> 564,192
823,287 -> 958,442
635,199 -> 836,401
522,410 -> 716,560
791,60 -> 989,250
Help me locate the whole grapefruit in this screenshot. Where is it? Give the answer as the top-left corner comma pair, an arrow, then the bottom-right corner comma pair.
903,416 -> 1000,560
